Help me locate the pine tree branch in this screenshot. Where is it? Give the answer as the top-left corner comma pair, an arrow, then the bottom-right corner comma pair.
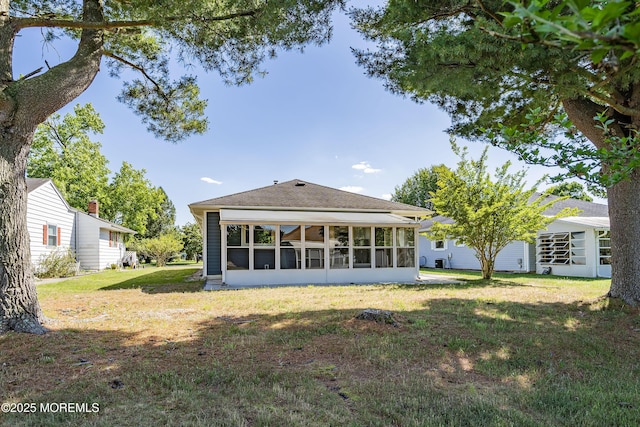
13,9 -> 259,32
103,50 -> 168,101
12,0 -> 104,127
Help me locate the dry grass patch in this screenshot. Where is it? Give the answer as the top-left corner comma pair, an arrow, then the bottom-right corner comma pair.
1,267 -> 639,426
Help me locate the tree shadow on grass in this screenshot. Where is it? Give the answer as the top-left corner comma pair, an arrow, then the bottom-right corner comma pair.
1,296 -> 639,426
98,270 -> 204,294
421,269 -> 609,283
0,294 -> 640,427
391,278 -> 528,291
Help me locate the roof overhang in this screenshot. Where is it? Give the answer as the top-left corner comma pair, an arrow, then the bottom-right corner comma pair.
77,211 -> 136,234
553,216 -> 610,228
100,223 -> 137,234
418,215 -> 611,233
190,206 -> 427,227
218,209 -> 420,226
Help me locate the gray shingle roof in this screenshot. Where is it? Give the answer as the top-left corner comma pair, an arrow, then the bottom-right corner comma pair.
419,215 -> 454,230
420,193 -> 609,230
534,193 -> 609,216
76,210 -> 136,234
190,179 -> 431,213
26,177 -> 50,193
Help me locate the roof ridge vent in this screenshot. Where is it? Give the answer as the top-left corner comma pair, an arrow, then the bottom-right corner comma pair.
295,180 -> 306,187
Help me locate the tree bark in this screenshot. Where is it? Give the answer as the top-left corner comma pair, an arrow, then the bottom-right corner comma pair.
562,98 -> 610,148
0,131 -> 46,334
606,169 -> 640,305
0,0 -> 104,334
564,97 -> 640,305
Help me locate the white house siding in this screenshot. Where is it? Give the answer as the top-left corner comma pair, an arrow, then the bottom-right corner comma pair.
536,222 -> 599,278
26,181 -> 76,269
495,241 -> 532,271
75,214 -> 101,270
98,229 -> 125,269
76,213 -> 127,270
419,235 -> 532,272
225,266 -> 418,286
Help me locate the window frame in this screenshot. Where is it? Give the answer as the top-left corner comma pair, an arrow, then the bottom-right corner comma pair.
46,223 -> 59,247
396,227 -> 416,268
375,227 -> 393,268
329,226 -> 350,269
304,225 -> 325,269
431,239 -> 447,251
597,229 -> 611,265
226,224 -> 250,270
352,226 -> 372,268
279,224 -> 302,270
537,231 -> 585,265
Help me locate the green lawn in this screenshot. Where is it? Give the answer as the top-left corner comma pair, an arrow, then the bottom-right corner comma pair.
1,267 -> 639,426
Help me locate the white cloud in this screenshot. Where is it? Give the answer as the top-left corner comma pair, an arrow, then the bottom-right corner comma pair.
340,186 -> 364,194
201,177 -> 222,185
352,161 -> 381,174
352,162 -> 368,171
381,193 -> 392,201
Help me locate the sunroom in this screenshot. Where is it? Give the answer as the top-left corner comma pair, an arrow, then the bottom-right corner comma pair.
189,179 -> 429,285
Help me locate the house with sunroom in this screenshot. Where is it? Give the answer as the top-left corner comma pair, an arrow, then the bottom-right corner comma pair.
189,179 -> 431,285
26,178 -> 135,271
419,194 -> 611,278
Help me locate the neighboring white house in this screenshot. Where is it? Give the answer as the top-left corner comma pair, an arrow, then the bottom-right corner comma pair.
419,195 -> 610,278
189,179 -> 431,285
26,178 -> 135,271
26,178 -> 77,268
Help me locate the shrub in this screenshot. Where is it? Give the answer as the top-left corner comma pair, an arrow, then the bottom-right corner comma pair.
36,249 -> 78,278
144,234 -> 184,267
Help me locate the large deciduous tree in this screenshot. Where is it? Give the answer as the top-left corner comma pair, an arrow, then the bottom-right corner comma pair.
0,0 -> 341,334
27,103 -> 110,210
102,162 -> 166,236
391,165 -> 448,212
142,187 -> 176,239
28,104 -> 176,235
352,1 -> 640,304
428,142 -> 574,280
546,182 -> 594,203
180,222 -> 202,261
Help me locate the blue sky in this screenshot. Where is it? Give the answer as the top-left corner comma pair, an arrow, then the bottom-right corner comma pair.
16,10 -> 572,226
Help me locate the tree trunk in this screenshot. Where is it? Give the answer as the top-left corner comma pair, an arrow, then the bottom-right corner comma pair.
479,253 -> 494,279
0,131 -> 46,334
606,169 -> 640,305
563,97 -> 640,305
0,1 -> 104,334
482,260 -> 494,280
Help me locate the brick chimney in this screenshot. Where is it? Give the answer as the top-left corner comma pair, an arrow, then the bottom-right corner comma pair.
88,200 -> 99,218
